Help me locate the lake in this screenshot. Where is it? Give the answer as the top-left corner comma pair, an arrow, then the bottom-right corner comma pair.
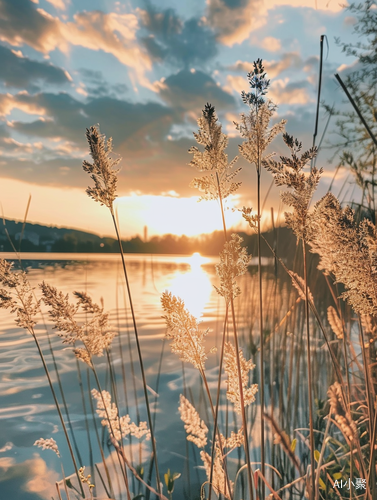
0,252 -> 322,500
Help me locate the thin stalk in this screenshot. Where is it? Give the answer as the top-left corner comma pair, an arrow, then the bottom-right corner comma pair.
358,316 -> 376,492
302,241 -> 315,500
208,305 -> 229,500
177,305 -> 233,498
115,276 -> 135,493
91,364 -> 132,500
86,368 -> 115,499
335,73 -> 377,148
200,370 -> 233,500
113,439 -> 169,500
76,359 -> 94,480
216,172 -> 254,500
32,332 -> 85,498
257,169 -> 266,490
110,209 -> 161,495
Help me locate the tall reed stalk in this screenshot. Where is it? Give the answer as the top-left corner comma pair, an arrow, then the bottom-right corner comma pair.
83,126 -> 162,495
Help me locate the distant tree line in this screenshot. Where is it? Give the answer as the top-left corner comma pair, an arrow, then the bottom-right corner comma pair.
0,218 -> 301,266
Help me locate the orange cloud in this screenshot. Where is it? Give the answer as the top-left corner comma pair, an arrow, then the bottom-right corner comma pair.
45,0 -> 67,10
224,75 -> 247,96
230,53 -> 302,79
0,456 -> 59,500
261,36 -> 282,52
269,79 -> 313,105
206,0 -> 266,46
0,92 -> 46,117
0,5 -> 153,89
265,0 -> 343,11
206,0 -> 342,48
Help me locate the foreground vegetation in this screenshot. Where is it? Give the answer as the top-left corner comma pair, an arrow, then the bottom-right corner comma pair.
1,3 -> 377,498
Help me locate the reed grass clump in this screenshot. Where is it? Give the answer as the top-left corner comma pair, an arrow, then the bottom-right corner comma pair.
1,54 -> 377,500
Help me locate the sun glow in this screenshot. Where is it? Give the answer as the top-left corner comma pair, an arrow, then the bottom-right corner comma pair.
166,252 -> 212,319
115,194 -> 242,237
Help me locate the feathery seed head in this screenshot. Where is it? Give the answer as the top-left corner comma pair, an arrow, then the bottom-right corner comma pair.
189,103 -> 241,201
241,58 -> 270,107
91,389 -> 150,442
234,94 -> 286,173
34,437 -> 60,457
215,233 -> 249,303
0,260 -> 40,332
224,341 -> 258,414
78,467 -> 95,491
200,451 -> 233,499
309,193 -> 377,316
83,125 -> 120,209
161,291 -> 208,371
289,271 -> 314,303
178,394 -> 208,448
40,283 -> 116,363
264,134 -> 320,240
327,306 -> 344,340
328,382 -> 356,442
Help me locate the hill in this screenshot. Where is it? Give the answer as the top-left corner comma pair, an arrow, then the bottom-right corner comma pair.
0,219 -> 298,263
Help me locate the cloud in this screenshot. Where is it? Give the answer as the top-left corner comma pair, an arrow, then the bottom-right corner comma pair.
205,0 -> 266,46
45,0 -> 67,10
139,6 -> 217,68
156,69 -> 235,113
229,53 -> 302,78
261,36 -> 282,52
205,0 -> 342,48
269,79 -> 313,105
0,0 -> 152,88
79,68 -> 128,98
0,92 -> 47,117
265,0 -> 343,12
0,0 -> 63,52
0,90 -> 181,190
0,455 -> 59,499
0,45 -> 71,90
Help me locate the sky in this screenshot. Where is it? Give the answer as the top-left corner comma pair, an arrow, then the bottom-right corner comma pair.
0,0 -> 361,238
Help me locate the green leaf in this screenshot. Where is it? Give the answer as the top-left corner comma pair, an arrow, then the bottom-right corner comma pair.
65,479 -> 73,489
290,438 -> 297,452
164,470 -> 170,488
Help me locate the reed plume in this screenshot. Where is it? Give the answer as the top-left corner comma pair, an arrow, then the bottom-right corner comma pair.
214,233 -> 249,304
328,382 -> 357,442
263,133 -> 320,500
189,103 -> 241,202
83,125 -> 161,493
235,61 -> 286,491
264,133 -> 319,240
178,394 -> 208,448
0,261 -> 85,496
190,102 -> 254,500
289,271 -> 314,304
200,451 -> 233,500
161,290 -> 208,372
92,389 -> 151,442
0,260 -> 40,331
327,306 -> 344,340
309,192 -> 377,317
40,283 -> 116,366
34,438 -> 61,457
223,341 -> 258,415
83,126 -> 120,209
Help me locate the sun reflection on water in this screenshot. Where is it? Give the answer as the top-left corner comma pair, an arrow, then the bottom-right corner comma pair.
167,252 -> 212,319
